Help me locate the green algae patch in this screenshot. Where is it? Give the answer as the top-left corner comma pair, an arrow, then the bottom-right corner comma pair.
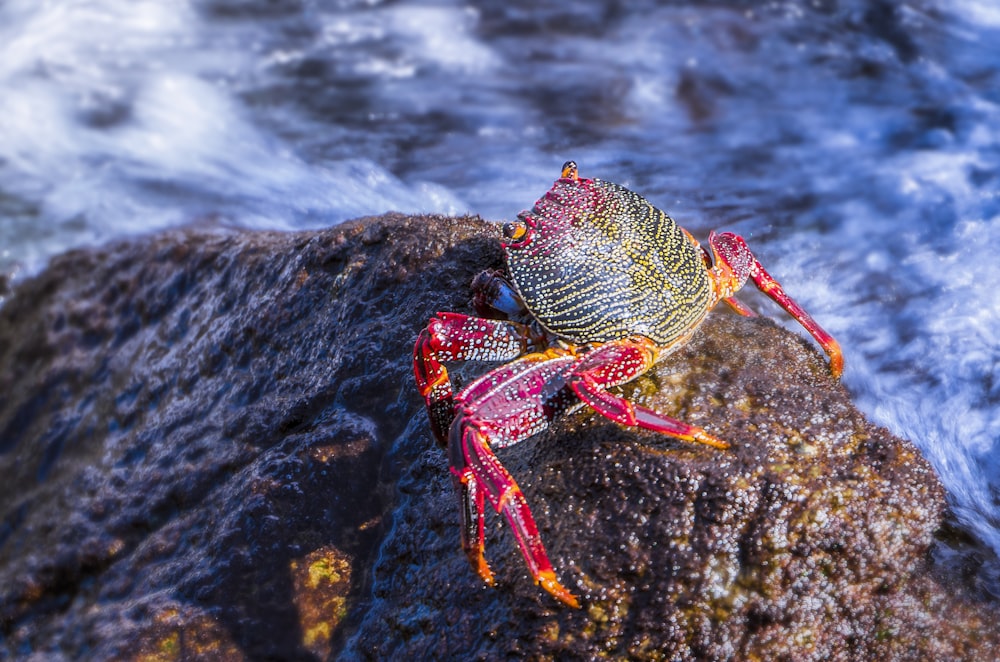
290,546 -> 353,659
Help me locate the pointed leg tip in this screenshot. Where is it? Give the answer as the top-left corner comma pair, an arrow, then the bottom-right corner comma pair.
828,347 -> 844,379
723,296 -> 757,318
472,554 -> 495,586
464,540 -> 496,586
537,570 -> 580,608
694,430 -> 731,450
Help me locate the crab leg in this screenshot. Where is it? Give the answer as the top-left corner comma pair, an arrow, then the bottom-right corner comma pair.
413,312 -> 537,445
451,423 -> 579,608
688,229 -> 757,318
723,296 -> 756,317
448,353 -> 581,608
569,337 -> 729,449
450,438 -> 493,585
708,231 -> 844,378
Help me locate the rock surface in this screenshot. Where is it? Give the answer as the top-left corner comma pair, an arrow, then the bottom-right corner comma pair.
0,214 -> 998,660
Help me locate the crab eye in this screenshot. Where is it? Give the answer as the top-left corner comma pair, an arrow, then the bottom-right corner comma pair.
503,221 -> 528,242
560,160 -> 578,180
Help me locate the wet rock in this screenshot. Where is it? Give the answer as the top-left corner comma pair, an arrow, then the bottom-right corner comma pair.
348,308 -> 1000,660
0,214 -> 498,659
0,214 -> 998,660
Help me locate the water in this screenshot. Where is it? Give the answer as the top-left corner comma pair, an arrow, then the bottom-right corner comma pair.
2,0 -> 1000,590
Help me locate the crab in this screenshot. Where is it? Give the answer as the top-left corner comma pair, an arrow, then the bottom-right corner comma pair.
413,161 -> 843,608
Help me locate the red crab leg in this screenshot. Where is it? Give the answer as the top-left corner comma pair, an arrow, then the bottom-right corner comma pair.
452,447 -> 493,585
689,229 -> 756,318
568,337 -> 729,449
449,353 -> 581,608
452,423 -> 579,608
708,231 -> 844,378
413,312 -> 536,446
723,296 -> 756,317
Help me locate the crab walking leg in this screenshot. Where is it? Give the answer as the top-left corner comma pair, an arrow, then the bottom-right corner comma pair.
413,329 -> 457,446
687,229 -> 757,319
450,422 -> 579,608
568,337 -> 730,450
723,296 -> 756,317
450,451 -> 493,585
413,312 -> 537,445
747,260 -> 844,376
708,231 -> 844,378
447,353 -> 581,608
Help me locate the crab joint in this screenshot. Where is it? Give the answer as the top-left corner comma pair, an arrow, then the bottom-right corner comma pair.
416,370 -> 451,398
496,484 -> 516,511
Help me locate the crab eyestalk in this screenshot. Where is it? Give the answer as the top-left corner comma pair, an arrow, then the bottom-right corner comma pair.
560,160 -> 579,180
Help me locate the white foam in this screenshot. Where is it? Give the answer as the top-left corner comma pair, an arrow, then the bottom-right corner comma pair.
0,0 -> 467,276
946,0 -> 1000,28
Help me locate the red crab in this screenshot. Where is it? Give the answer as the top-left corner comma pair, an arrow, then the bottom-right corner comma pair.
413,162 -> 843,608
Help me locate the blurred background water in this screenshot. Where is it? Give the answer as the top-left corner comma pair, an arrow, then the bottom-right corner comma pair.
2,0 -> 1000,592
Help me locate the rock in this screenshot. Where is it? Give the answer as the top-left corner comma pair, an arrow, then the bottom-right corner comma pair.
0,214 -> 997,660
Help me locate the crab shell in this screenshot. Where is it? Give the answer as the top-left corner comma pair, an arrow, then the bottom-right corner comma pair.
504,174 -> 713,346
